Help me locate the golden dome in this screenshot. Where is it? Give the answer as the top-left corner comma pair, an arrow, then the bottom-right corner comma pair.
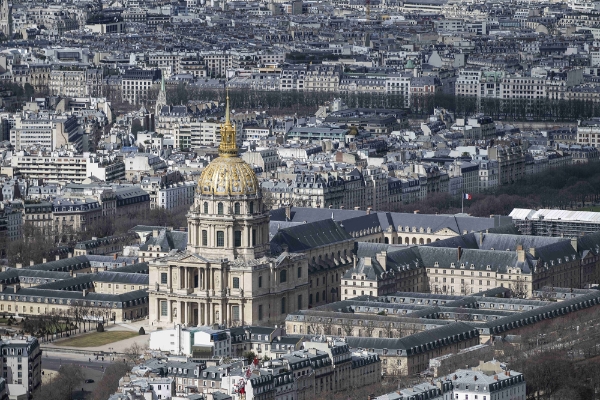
198,156 -> 259,196
198,90 -> 259,196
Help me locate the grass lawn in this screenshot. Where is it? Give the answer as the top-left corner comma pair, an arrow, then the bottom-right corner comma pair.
54,331 -> 138,348
577,206 -> 600,212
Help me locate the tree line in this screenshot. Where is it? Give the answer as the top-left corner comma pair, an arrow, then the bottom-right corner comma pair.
392,161 -> 600,217
2,203 -> 190,265
162,83 -> 600,122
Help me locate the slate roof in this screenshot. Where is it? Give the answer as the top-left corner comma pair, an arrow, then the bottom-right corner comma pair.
93,272 -> 149,285
0,287 -> 148,308
346,322 -> 478,355
111,262 -> 149,274
270,207 -> 507,237
139,229 -> 188,252
270,219 -> 352,254
27,256 -> 90,272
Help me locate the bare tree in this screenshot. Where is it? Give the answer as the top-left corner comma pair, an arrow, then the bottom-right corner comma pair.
341,318 -> 354,337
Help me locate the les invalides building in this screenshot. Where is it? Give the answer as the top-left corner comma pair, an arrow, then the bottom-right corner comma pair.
149,95 -> 308,327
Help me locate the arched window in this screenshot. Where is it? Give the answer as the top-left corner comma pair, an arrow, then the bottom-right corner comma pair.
217,202 -> 224,215
280,270 -> 287,283
249,202 -> 254,214
203,202 -> 208,214
281,297 -> 286,314
234,202 -> 240,215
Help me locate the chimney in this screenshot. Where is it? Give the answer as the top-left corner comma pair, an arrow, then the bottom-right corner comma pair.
56,255 -> 60,261
505,371 -> 510,376
494,375 -> 498,380
83,289 -> 87,297
13,284 -> 20,293
114,253 -> 118,260
457,246 -> 462,261
517,245 -> 525,263
29,260 -> 34,266
571,237 -> 578,252
70,270 -> 74,277
366,207 -> 372,215
479,232 -> 483,247
15,263 -> 22,269
364,257 -> 371,266
328,205 -> 332,209
414,210 -> 419,214
42,258 -> 47,264
376,251 -> 387,271
529,248 -> 536,257
285,204 -> 291,221
68,252 -> 72,258
353,254 -> 357,268
152,230 -> 158,238
354,207 -> 360,211
474,375 -> 478,381
0,284 -> 5,292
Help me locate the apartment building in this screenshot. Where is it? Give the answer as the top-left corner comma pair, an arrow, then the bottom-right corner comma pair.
10,114 -> 82,151
203,52 -> 232,77
10,152 -> 88,183
304,65 -> 340,92
121,68 -> 161,105
488,141 -> 526,185
0,336 -> 42,398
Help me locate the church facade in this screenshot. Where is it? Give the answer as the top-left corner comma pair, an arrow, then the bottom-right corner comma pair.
149,95 -> 308,327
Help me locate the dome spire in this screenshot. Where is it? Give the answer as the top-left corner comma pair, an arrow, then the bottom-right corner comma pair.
219,88 -> 238,157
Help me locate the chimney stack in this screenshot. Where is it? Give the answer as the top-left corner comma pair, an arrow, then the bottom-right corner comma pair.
376,251 -> 387,271
68,252 -> 72,258
529,248 -> 536,258
42,258 -> 47,264
29,260 -> 34,266
364,257 -> 371,266
285,204 -> 291,221
353,254 -> 357,268
366,207 -> 372,215
571,237 -> 578,252
494,375 -> 498,381
15,263 -> 22,269
114,253 -> 118,260
517,245 -> 525,263
55,255 -> 60,261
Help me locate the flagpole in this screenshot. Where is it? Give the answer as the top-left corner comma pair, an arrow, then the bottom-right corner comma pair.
461,192 -> 464,214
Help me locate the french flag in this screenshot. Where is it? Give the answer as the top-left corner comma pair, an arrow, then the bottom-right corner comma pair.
463,193 -> 472,200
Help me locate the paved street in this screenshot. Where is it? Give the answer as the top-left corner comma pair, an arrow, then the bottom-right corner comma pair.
42,353 -> 116,399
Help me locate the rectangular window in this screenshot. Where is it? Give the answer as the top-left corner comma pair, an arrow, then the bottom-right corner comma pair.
258,305 -> 263,320
297,294 -> 302,309
297,267 -> 302,278
234,231 -> 242,247
258,276 -> 262,288
160,301 -> 168,317
232,305 -> 240,321
233,277 -> 240,289
217,231 -> 225,247
202,230 -> 207,246
161,273 -> 167,284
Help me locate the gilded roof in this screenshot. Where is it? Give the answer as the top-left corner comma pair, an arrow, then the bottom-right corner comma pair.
198,156 -> 259,196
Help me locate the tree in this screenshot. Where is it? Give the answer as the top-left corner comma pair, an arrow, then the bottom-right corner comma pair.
91,362 -> 130,400
124,342 -> 147,364
341,318 -> 354,337
34,364 -> 85,400
243,351 -> 256,364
